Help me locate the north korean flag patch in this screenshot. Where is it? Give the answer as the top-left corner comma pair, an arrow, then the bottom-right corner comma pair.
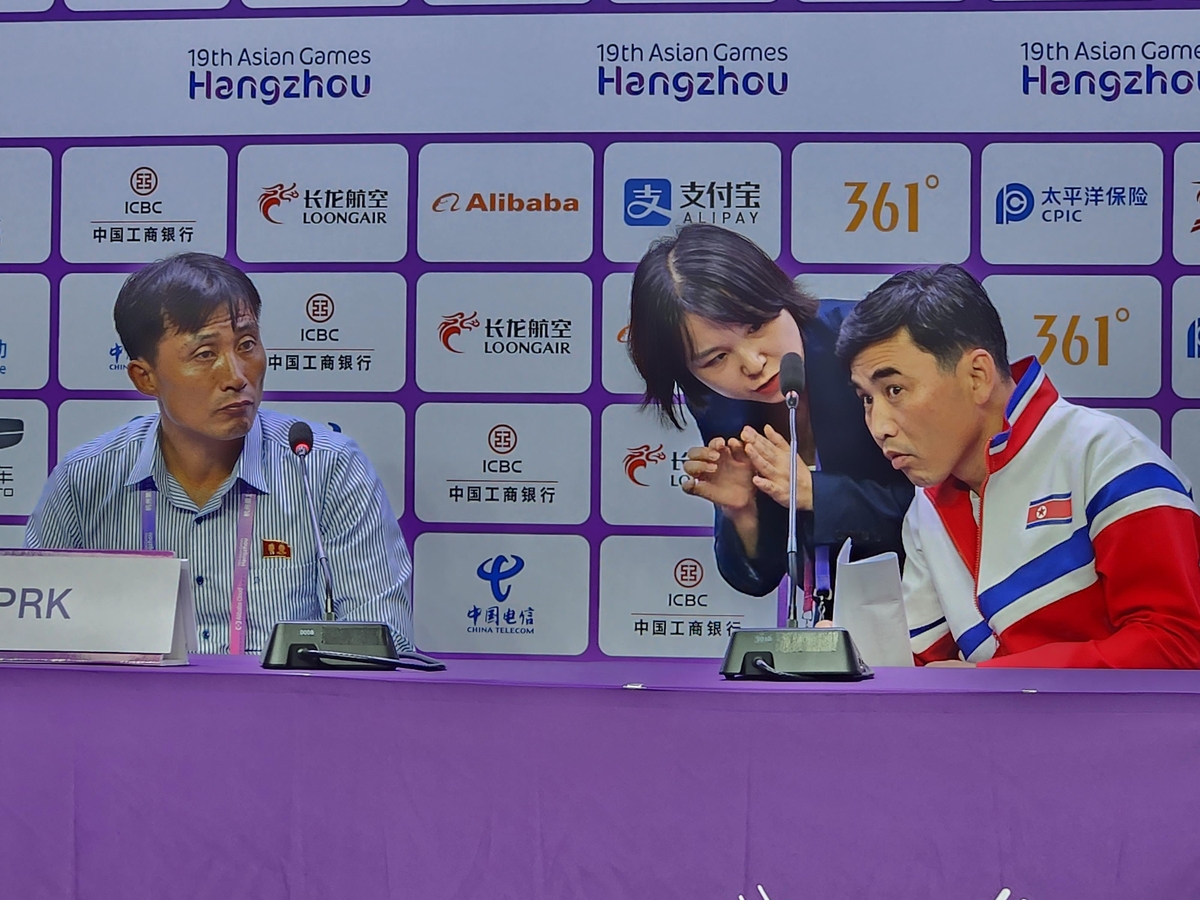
262,540 -> 292,558
1026,493 -> 1073,529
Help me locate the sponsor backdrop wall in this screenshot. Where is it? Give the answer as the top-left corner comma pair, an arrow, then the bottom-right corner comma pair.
0,0 -> 1195,661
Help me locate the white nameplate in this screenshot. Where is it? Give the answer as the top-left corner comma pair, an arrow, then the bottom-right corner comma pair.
0,549 -> 197,666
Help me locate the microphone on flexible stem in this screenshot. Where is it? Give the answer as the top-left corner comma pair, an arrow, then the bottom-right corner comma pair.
779,352 -> 806,629
288,421 -> 335,622
718,351 -> 870,679
260,421 -> 445,672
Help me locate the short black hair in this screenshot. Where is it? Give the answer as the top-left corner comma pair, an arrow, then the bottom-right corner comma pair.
835,264 -> 1011,380
627,224 -> 818,428
113,253 -> 262,363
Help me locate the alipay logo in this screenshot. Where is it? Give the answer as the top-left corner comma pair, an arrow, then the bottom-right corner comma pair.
1187,317 -> 1200,359
995,183 -> 1035,224
624,179 -> 672,227
476,554 -> 525,602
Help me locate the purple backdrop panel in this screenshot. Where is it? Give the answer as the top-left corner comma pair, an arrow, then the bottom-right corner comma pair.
1,658 -> 1199,900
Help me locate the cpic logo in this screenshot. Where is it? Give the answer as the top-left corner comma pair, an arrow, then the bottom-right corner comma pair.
438,311 -> 480,353
476,553 -> 525,602
430,190 -> 580,214
623,443 -> 667,486
995,183 -> 1035,224
258,183 -> 299,224
624,178 -> 672,227
130,167 -> 158,197
995,181 -> 1148,225
1187,317 -> 1200,359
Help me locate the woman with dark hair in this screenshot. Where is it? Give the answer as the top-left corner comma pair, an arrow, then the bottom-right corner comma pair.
627,223 -> 913,605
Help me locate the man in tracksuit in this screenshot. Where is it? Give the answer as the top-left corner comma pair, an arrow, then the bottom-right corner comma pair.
836,265 -> 1200,668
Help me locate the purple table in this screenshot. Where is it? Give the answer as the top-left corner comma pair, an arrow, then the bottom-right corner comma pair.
2,658 -> 1198,900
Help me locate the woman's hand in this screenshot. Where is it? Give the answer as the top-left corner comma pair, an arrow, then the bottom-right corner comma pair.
741,425 -> 813,510
681,437 -> 757,515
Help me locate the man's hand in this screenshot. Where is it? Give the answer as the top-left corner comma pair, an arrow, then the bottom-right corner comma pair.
924,659 -> 976,668
741,425 -> 813,510
681,436 -> 757,515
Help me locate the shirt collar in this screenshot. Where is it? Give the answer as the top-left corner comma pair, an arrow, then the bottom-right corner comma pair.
123,412 -> 269,495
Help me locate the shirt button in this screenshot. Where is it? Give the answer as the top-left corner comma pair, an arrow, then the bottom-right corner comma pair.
195,575 -> 205,585
202,629 -> 210,639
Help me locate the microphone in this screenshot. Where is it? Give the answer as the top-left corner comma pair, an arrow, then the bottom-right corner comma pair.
261,421 -> 445,672
718,350 -> 871,680
287,421 -> 334,622
780,351 -> 806,402
780,352 -> 805,628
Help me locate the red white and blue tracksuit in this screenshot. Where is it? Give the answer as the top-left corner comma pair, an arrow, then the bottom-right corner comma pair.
904,358 -> 1200,668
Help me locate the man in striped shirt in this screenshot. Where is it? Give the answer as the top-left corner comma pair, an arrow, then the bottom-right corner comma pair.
26,253 -> 414,654
836,265 -> 1200,668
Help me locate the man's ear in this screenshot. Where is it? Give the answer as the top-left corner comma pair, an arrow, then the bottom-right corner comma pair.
126,358 -> 159,398
965,348 -> 1002,405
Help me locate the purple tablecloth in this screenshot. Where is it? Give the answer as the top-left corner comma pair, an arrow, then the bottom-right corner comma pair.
2,657 -> 1198,900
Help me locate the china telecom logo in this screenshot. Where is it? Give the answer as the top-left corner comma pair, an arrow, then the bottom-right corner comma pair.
438,311 -> 480,353
476,554 -> 525,602
259,183 -> 299,224
624,444 -> 666,486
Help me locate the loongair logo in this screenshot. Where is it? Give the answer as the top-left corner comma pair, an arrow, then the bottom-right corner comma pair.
431,191 -> 580,213
623,443 -> 666,486
259,182 -> 300,224
995,183 -> 1035,224
438,311 -> 480,353
624,178 -> 672,226
476,554 -> 525,602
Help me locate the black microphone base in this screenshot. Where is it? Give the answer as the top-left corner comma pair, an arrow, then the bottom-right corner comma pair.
720,627 -> 873,681
261,621 -> 443,671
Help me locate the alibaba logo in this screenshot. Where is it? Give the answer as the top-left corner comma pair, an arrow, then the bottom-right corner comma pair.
432,192 -> 460,213
258,182 -> 299,224
623,444 -> 666,486
438,311 -> 480,353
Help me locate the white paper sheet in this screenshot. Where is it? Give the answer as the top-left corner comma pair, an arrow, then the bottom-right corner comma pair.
831,539 -> 914,668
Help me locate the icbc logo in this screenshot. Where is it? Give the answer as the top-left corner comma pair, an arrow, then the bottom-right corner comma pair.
488,424 -> 517,455
484,424 -> 521,474
670,558 -> 707,607
306,292 -> 335,323
674,558 -> 703,588
130,167 -> 158,197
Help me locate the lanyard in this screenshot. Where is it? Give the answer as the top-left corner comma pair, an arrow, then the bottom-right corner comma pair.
141,485 -> 258,654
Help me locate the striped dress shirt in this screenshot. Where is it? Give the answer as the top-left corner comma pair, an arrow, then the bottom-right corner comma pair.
25,408 -> 414,654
